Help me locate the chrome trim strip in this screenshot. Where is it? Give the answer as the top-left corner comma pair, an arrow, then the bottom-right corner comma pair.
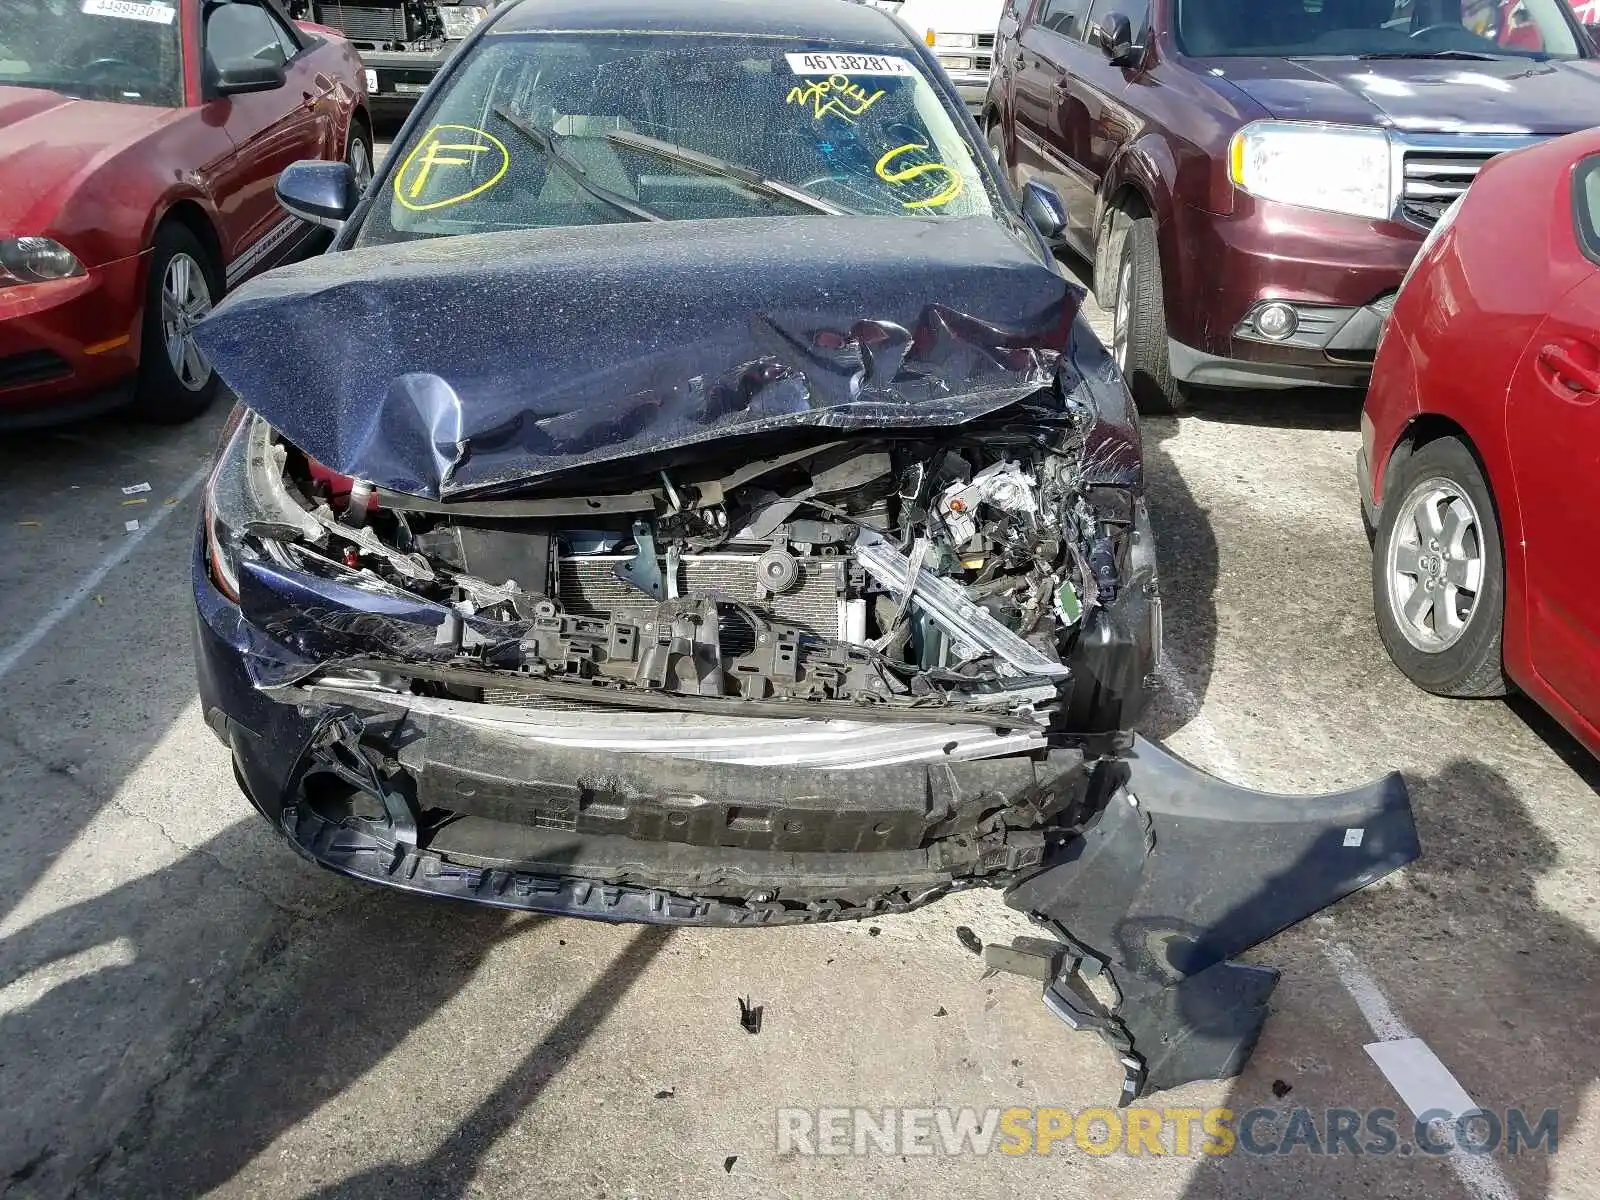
225,215 -> 305,285
1387,131 -> 1546,229
298,683 -> 1049,769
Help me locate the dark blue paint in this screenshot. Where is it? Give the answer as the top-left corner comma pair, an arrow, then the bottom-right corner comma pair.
196,215 -> 1081,498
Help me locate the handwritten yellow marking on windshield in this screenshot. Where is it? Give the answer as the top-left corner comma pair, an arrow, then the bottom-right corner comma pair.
786,74 -> 886,123
393,124 -> 510,212
874,142 -> 963,209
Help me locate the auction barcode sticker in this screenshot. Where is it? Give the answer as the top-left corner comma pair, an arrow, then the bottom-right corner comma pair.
785,52 -> 916,76
82,0 -> 177,24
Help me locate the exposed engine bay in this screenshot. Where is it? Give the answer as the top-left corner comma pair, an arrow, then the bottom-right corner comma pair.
225,401 -> 1154,736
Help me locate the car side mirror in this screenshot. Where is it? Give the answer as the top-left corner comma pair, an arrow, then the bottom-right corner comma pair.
1094,11 -> 1140,67
212,57 -> 287,96
1022,179 -> 1066,240
1587,20 -> 1600,45
277,160 -> 360,228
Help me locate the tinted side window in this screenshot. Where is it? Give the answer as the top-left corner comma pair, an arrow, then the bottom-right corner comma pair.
205,2 -> 288,70
271,8 -> 303,59
1575,155 -> 1600,266
1038,0 -> 1094,39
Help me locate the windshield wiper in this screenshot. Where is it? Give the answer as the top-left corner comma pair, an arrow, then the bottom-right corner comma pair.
602,130 -> 856,216
1355,49 -> 1502,60
490,106 -> 664,223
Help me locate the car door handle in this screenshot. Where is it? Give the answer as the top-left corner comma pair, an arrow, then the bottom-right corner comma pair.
1537,343 -> 1600,398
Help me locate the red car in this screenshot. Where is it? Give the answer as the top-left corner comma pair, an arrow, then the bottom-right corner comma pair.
0,0 -> 369,427
1362,126 -> 1600,756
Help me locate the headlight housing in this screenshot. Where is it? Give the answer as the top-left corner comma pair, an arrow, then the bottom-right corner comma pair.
438,4 -> 487,39
928,31 -> 977,48
0,237 -> 84,286
205,410 -> 322,601
937,54 -> 976,70
1228,121 -> 1393,221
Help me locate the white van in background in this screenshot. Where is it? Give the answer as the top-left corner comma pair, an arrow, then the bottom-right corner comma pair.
887,0 -> 1006,108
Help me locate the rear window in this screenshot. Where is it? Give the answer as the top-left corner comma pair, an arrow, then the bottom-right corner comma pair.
354,32 -> 998,247
1174,0 -> 1582,59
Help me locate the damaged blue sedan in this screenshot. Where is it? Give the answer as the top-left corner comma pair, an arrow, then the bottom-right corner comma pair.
191,0 -> 1419,1100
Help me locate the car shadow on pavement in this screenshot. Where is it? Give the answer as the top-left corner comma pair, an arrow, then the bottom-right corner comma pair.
0,807 -> 672,1199
1137,409 -> 1220,743
1134,384 -> 1365,744
299,925 -> 674,1200
1182,385 -> 1366,434
1173,753 -> 1599,1199
0,820 -> 503,1197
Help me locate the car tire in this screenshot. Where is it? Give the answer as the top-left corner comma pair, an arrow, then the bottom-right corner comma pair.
1112,212 -> 1184,415
986,120 -> 1011,194
131,223 -> 222,424
347,114 -> 375,194
1371,435 -> 1507,698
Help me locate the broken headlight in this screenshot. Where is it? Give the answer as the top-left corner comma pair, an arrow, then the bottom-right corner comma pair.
204,410 -> 320,601
438,4 -> 488,38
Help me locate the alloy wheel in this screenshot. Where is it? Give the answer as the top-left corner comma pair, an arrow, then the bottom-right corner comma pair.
1385,476 -> 1485,653
160,251 -> 213,392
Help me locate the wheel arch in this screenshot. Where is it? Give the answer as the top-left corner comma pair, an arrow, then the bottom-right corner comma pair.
155,200 -> 225,274
1386,414 -> 1505,526
348,103 -> 373,147
1095,140 -> 1172,307
131,199 -> 225,366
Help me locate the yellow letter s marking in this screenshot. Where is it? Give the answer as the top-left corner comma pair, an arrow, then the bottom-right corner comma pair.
873,142 -> 963,209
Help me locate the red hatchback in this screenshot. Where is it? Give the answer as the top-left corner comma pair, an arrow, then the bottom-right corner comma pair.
1362,127 -> 1600,757
0,0 -> 369,427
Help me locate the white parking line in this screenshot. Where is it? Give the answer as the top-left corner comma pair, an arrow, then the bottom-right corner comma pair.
0,461 -> 211,685
1325,942 -> 1520,1200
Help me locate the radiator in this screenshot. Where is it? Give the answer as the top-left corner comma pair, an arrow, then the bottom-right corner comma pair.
478,554 -> 850,709
315,3 -> 409,42
557,553 -> 847,639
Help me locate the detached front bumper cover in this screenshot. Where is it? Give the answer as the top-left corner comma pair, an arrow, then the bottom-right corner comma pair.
1002,736 -> 1418,1102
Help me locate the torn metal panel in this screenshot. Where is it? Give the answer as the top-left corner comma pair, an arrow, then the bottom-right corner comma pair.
855,528 -> 1072,680
193,215 -> 1079,499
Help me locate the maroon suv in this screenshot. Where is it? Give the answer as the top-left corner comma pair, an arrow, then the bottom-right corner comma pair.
983,0 -> 1600,412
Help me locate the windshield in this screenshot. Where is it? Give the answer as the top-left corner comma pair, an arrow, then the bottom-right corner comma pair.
1175,0 -> 1583,59
354,33 -> 997,247
0,0 -> 182,106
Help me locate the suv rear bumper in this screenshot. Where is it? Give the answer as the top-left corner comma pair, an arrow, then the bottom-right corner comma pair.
944,68 -> 990,109
1162,194 -> 1422,389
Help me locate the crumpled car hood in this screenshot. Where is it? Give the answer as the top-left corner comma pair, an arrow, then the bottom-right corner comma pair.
196,215 -> 1078,499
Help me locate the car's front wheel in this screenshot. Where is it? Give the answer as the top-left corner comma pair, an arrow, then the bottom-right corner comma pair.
1371,435 -> 1507,697
1111,212 -> 1183,415
131,223 -> 221,424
